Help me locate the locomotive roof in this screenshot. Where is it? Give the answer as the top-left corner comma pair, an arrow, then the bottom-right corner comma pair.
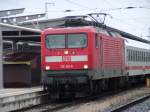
20,17 -> 150,44
42,26 -> 97,34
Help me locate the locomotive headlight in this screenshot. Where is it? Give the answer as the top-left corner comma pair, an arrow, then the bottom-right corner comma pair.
64,50 -> 68,55
45,66 -> 50,70
83,65 -> 88,69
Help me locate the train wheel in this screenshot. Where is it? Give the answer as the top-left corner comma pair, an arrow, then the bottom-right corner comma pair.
92,80 -> 102,94
101,79 -> 109,91
108,78 -> 119,90
43,84 -> 48,92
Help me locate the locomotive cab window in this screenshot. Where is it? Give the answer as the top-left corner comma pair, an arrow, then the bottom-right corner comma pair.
46,34 -> 65,48
46,33 -> 87,49
68,34 -> 87,48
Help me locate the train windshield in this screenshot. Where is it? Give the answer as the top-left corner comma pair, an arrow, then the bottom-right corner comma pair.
68,34 -> 87,48
46,34 -> 87,49
46,34 -> 65,48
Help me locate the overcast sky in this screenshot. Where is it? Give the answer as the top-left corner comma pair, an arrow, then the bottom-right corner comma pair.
0,0 -> 150,39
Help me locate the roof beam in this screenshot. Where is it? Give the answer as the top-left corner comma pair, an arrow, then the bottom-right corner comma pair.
0,8 -> 25,17
0,23 -> 41,33
1,13 -> 46,24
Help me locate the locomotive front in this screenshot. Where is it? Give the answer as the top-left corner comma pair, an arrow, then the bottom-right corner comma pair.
41,27 -> 94,98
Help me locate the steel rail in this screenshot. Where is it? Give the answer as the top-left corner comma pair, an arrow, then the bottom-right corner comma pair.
110,93 -> 150,112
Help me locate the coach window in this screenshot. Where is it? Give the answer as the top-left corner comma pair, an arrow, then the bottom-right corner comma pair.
146,52 -> 148,62
140,51 -> 142,62
135,51 -> 137,61
148,52 -> 150,61
127,49 -> 129,61
134,51 -> 136,61
132,50 -> 134,61
136,51 -> 138,61
145,52 -> 148,62
142,51 -> 144,61
146,52 -> 147,62
129,49 -> 131,61
147,52 -> 149,61
145,52 -> 147,62
144,52 -> 146,62
133,50 -> 135,61
140,51 -> 142,61
128,49 -> 130,61
141,51 -> 143,62
134,50 -> 136,61
143,52 -> 145,62
131,50 -> 133,61
142,52 -> 144,62
148,52 -> 149,61
138,51 -> 140,61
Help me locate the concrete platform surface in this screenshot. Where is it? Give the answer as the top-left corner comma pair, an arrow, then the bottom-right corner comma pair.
0,87 -> 44,112
0,87 -> 43,98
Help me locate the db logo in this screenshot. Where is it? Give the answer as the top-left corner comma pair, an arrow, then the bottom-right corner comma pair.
63,56 -> 71,62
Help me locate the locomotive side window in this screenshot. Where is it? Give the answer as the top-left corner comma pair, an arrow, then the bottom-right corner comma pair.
46,34 -> 65,48
68,34 -> 87,48
95,34 -> 99,48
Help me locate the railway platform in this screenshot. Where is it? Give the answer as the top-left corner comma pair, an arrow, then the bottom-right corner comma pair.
0,87 -> 45,112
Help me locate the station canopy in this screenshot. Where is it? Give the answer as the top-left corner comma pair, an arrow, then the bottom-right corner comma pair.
0,23 -> 41,42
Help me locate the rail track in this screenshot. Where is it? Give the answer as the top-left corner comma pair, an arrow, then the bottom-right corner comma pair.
12,85 -> 150,112
110,93 -> 150,112
20,89 -> 121,112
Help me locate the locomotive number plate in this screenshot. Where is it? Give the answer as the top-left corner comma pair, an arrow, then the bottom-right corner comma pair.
62,56 -> 71,62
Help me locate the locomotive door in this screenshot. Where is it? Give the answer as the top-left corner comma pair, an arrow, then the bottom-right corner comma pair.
95,33 -> 103,77
99,35 -> 104,76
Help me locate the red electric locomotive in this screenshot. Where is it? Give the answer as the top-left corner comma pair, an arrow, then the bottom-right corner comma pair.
41,26 -> 127,98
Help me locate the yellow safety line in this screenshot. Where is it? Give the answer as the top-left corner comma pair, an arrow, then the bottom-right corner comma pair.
3,61 -> 31,65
